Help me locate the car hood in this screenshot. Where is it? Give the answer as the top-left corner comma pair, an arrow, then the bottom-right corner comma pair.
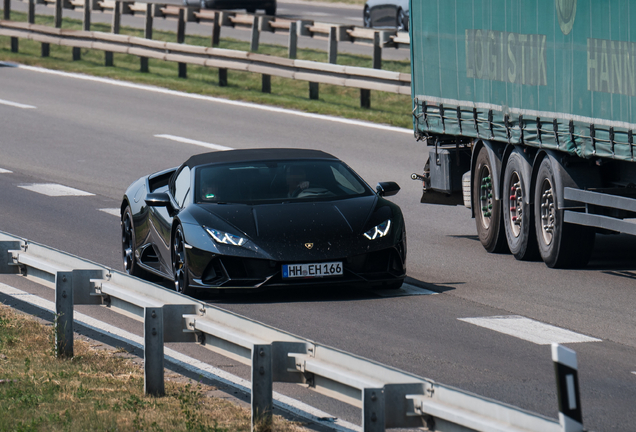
195,196 -> 384,260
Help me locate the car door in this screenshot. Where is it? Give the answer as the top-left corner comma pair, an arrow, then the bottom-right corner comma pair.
149,165 -> 192,276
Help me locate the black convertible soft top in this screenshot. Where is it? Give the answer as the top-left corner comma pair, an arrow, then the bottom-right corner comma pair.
183,148 -> 338,168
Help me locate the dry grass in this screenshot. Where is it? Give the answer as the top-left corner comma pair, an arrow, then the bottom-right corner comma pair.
0,303 -> 308,432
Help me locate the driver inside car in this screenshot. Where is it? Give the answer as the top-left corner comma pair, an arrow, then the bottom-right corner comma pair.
286,165 -> 309,197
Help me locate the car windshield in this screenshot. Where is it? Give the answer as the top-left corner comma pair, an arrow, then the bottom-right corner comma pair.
195,159 -> 373,204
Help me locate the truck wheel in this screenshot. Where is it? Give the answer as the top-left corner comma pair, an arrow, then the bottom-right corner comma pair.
533,157 -> 595,268
503,151 -> 539,260
473,147 -> 508,253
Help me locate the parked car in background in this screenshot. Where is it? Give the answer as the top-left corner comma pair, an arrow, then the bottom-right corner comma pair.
363,0 -> 409,31
187,0 -> 276,15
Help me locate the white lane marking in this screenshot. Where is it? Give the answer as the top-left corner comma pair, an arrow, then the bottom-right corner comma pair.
0,168 -> 13,174
373,283 -> 437,297
99,208 -> 120,217
458,316 -> 602,345
11,63 -> 412,135
19,183 -> 94,197
632,371 -> 636,376
0,283 -> 360,432
155,134 -> 233,151
0,98 -> 36,109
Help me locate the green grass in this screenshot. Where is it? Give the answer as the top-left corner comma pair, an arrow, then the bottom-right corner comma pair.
0,10 -> 412,128
0,303 -> 306,431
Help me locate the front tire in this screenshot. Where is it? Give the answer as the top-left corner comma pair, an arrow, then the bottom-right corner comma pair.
503,151 -> 539,260
396,8 -> 408,31
533,157 -> 595,268
363,6 -> 371,28
173,225 -> 194,296
121,206 -> 148,278
473,147 -> 508,253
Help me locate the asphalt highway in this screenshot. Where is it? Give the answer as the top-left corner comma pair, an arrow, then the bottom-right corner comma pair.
1,64 -> 635,431
7,0 -> 411,61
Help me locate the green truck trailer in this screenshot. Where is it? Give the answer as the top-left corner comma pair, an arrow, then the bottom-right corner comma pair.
409,0 -> 636,267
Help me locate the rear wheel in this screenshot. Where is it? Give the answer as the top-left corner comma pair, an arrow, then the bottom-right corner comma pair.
173,225 -> 194,296
533,157 -> 595,268
121,206 -> 148,278
503,151 -> 539,260
473,147 -> 508,253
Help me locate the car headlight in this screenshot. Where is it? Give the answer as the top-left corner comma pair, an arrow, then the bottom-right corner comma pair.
363,219 -> 391,240
205,227 -> 246,246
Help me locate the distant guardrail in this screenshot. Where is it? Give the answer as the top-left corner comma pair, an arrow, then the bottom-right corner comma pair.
0,230 -> 584,432
1,0 -> 410,108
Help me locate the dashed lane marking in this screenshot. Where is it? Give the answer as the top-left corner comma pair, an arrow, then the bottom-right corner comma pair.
0,98 -> 36,109
458,315 -> 602,345
155,134 -> 234,151
0,168 -> 13,174
99,208 -> 120,217
18,183 -> 94,197
373,283 -> 437,297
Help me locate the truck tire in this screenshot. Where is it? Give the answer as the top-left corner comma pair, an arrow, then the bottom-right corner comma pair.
503,151 -> 539,260
473,147 -> 508,253
533,157 -> 595,268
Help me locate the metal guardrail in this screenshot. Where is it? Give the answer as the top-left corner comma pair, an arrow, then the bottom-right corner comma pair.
1,0 -> 410,107
0,230 -> 581,432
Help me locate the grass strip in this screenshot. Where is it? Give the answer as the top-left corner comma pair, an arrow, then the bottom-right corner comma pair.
0,10 -> 413,128
0,303 -> 307,432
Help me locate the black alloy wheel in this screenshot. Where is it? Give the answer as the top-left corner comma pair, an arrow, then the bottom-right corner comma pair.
363,6 -> 371,28
473,147 -> 508,253
502,151 -> 539,260
122,206 -> 146,278
173,225 -> 194,296
533,157 -> 595,268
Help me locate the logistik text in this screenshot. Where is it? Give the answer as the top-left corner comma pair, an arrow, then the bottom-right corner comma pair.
465,29 -> 547,86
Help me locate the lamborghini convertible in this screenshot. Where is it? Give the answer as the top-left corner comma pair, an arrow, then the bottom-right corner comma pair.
120,148 -> 406,295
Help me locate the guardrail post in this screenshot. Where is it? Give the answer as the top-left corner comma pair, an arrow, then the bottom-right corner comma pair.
372,31 -> 382,69
219,68 -> 227,86
139,3 -> 153,72
328,26 -> 337,64
105,1 -> 121,66
360,32 -> 381,109
309,82 -> 319,100
27,0 -> 35,23
262,74 -> 271,93
3,0 -> 9,20
177,8 -> 187,78
211,11 -> 221,47
552,344 -> 583,432
250,15 -> 260,52
362,387 -> 385,432
54,0 -> 62,28
55,271 -> 74,358
72,0 -> 91,60
251,344 -> 273,432
144,306 -> 165,397
0,240 -> 21,274
288,21 -> 297,59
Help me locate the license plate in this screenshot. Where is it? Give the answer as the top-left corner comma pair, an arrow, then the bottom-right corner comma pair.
282,262 -> 343,279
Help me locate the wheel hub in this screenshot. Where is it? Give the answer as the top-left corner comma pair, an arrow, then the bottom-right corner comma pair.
508,174 -> 523,237
479,170 -> 494,228
539,179 -> 555,245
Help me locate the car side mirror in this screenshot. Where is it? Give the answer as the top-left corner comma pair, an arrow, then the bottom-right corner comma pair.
145,192 -> 172,207
376,181 -> 400,197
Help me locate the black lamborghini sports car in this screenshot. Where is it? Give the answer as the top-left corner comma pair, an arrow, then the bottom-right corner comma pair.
120,148 -> 406,295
